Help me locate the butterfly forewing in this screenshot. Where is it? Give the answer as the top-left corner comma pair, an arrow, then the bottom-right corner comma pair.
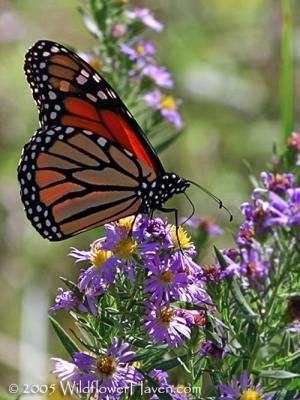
24,40 -> 164,174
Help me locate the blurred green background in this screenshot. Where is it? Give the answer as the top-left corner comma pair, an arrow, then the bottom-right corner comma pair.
0,0 -> 298,394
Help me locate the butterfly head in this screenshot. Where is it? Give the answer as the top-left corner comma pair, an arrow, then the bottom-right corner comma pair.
139,173 -> 190,214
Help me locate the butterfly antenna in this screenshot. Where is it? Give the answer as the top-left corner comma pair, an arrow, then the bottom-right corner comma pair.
181,192 -> 196,225
187,179 -> 233,222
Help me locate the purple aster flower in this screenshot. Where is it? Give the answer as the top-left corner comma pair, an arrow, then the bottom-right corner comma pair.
144,254 -> 189,304
265,189 -> 300,227
143,302 -> 191,346
185,216 -> 223,236
168,259 -> 212,306
236,220 -> 255,247
261,171 -> 295,193
143,65 -> 173,88
52,358 -> 80,381
219,371 -> 273,400
178,309 -> 206,327
49,288 -> 88,313
198,249 -> 240,284
199,264 -> 225,283
168,225 -> 196,257
144,90 -> 183,130
127,8 -> 163,32
120,40 -> 155,63
288,132 -> 300,151
240,247 -> 272,289
102,217 -> 157,279
240,200 -> 271,235
200,339 -> 228,359
78,275 -> 107,316
135,215 -> 173,250
70,239 -> 117,285
53,338 -> 142,399
111,23 -> 128,38
171,251 -> 199,274
222,248 -> 240,263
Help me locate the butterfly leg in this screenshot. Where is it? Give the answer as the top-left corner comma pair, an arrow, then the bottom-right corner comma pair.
128,213 -> 139,237
157,207 -> 182,249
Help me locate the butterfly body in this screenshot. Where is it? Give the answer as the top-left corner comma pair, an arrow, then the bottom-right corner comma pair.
17,40 -> 189,241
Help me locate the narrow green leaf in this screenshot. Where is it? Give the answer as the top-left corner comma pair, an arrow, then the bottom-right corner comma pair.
230,278 -> 258,319
151,354 -> 188,372
49,316 -> 79,357
60,277 -> 83,299
213,246 -> 228,270
259,370 -> 300,379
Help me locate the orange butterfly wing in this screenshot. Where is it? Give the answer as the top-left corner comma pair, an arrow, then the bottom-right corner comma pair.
24,40 -> 165,174
18,40 -> 168,240
18,126 -> 157,240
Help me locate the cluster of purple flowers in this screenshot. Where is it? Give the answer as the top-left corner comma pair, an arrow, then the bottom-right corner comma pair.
50,215 -> 212,347
50,214 -> 221,398
114,7 -> 183,129
196,171 -> 300,290
235,171 -> 299,286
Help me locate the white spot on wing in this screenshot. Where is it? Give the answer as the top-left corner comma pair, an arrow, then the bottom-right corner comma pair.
93,74 -> 101,83
97,90 -> 107,100
97,137 -> 107,147
87,93 -> 97,102
81,69 -> 89,78
49,91 -> 57,100
76,75 -> 87,85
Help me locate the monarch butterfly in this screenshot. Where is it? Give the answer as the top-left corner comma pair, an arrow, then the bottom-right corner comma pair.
18,40 -> 231,241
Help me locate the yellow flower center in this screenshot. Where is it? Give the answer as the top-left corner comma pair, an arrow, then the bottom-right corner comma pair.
115,237 -> 137,259
91,245 -> 112,269
160,95 -> 177,110
96,356 -> 116,376
240,389 -> 263,400
159,307 -> 174,323
160,270 -> 174,284
169,225 -> 192,250
135,44 -> 145,55
132,361 -> 141,369
117,216 -> 135,233
89,58 -> 102,71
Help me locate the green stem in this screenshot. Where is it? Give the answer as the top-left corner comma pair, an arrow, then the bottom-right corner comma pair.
281,0 -> 293,144
247,260 -> 289,370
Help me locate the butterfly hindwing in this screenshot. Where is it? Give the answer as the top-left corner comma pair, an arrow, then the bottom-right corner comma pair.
18,126 -> 159,240
24,40 -> 164,174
